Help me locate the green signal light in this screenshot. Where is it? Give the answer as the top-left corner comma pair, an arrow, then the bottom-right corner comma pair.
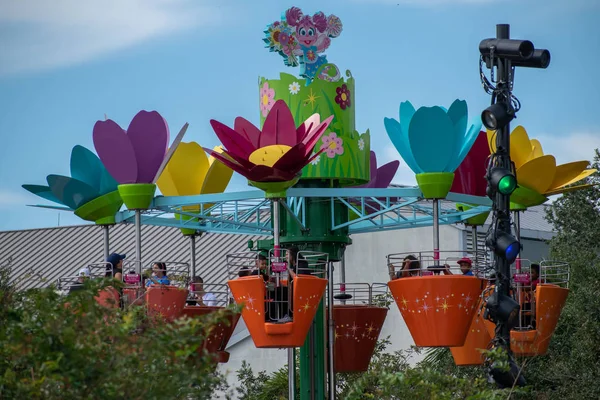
489,167 -> 517,196
498,175 -> 517,195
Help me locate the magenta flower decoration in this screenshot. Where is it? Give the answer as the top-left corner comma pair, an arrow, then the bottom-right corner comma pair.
450,131 -> 489,197
352,151 -> 400,216
357,151 -> 400,189
93,110 -> 170,184
204,100 -> 333,186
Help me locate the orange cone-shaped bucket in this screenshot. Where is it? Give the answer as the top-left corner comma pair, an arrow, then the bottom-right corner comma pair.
146,285 -> 188,322
450,303 -> 491,366
389,275 -> 483,347
511,284 -> 569,356
228,275 -> 327,348
123,287 -> 145,306
181,306 -> 241,363
329,305 -> 387,372
95,286 -> 120,308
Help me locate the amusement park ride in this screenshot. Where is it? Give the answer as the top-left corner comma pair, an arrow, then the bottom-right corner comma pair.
22,7 -> 597,400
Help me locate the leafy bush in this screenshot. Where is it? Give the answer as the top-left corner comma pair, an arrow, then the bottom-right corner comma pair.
235,337 -> 512,399
0,261 -> 233,400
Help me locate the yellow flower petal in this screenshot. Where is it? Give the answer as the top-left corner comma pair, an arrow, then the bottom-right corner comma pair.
486,129 -> 497,153
156,168 -> 178,196
545,183 -> 594,197
548,161 -> 590,190
529,139 -> 544,159
486,126 -> 534,169
201,146 -> 234,195
516,155 -> 556,194
510,126 -> 534,169
164,142 -> 209,196
549,169 -> 597,191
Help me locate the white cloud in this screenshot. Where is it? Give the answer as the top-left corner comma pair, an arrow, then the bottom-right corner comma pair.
0,189 -> 31,207
531,132 -> 598,165
0,0 -> 225,76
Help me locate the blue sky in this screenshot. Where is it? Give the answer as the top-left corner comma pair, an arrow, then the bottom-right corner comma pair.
0,0 -> 598,231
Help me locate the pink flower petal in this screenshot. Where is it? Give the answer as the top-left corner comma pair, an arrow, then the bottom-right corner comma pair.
127,110 -> 169,183
93,119 -> 138,184
297,113 -> 321,143
209,120 -> 255,159
202,147 -> 247,177
246,165 -> 298,182
234,117 -> 261,148
272,145 -> 307,171
260,100 -> 297,147
301,116 -> 334,157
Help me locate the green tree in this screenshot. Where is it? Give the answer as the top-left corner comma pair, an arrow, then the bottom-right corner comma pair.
522,148 -> 600,399
234,337 -> 512,399
0,260 -> 234,400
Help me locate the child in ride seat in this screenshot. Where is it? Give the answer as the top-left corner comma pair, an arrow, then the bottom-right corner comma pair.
443,257 -> 475,276
146,262 -> 170,286
390,255 -> 420,280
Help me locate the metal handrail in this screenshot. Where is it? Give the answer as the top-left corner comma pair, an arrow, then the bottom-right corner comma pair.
387,250 -> 493,279
187,282 -> 231,307
226,251 -> 264,281
331,282 -> 389,306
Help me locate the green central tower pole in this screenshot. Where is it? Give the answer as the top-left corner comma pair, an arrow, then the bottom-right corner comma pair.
279,181 -> 349,400
260,57 -> 370,399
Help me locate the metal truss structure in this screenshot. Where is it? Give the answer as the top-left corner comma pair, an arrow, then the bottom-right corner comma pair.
112,188 -> 492,236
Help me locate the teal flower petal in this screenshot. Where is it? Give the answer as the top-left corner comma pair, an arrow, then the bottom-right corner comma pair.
47,175 -> 100,210
22,184 -> 65,206
394,101 -> 422,173
99,171 -> 119,195
408,106 -> 455,172
447,99 -> 468,140
446,100 -> 468,170
384,117 -> 422,174
399,101 -> 416,139
70,145 -> 118,195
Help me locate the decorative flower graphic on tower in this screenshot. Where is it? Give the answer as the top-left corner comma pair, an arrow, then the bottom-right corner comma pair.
204,100 -> 333,196
384,99 -> 481,199
23,145 -> 122,225
487,125 -> 597,207
93,110 -> 171,210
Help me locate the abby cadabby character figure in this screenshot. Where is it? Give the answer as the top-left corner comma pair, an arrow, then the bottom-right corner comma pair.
283,7 -> 343,82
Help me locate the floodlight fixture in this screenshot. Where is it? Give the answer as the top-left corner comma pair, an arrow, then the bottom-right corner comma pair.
482,103 -> 515,131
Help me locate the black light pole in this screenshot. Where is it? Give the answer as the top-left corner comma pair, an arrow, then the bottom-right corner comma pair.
490,23 -> 514,354
479,23 -> 550,388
